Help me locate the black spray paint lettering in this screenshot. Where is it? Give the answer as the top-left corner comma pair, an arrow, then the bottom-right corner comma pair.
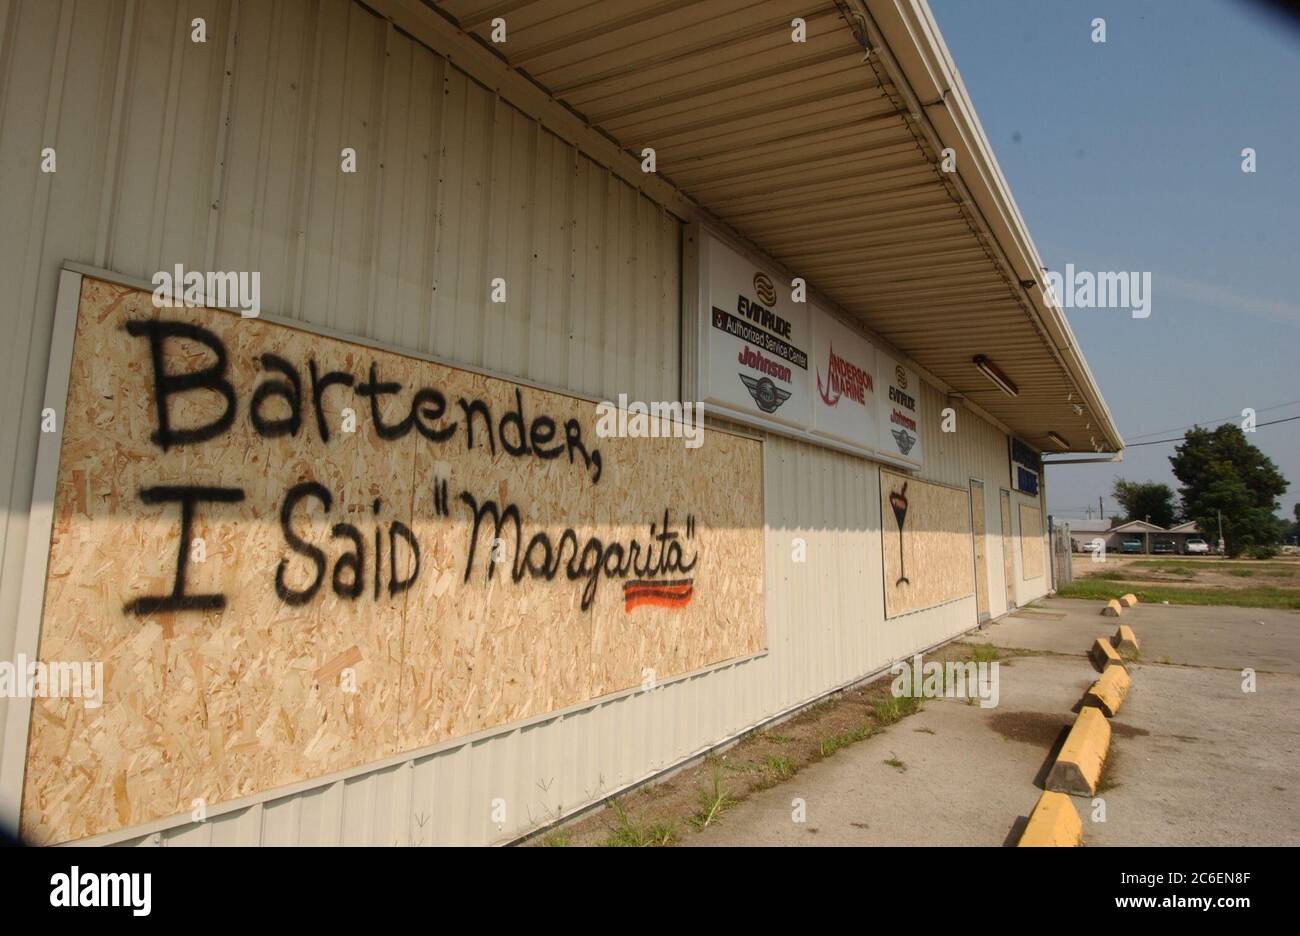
126,319 -> 602,483
121,320 -> 612,617
275,482 -> 421,605
125,320 -> 236,450
123,486 -> 245,615
249,353 -> 302,438
458,494 -> 697,611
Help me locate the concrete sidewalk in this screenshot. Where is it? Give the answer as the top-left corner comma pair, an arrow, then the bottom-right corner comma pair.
685,598 -> 1300,846
968,597 -> 1300,675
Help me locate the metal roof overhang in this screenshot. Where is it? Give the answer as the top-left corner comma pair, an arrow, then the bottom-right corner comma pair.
375,0 -> 1124,455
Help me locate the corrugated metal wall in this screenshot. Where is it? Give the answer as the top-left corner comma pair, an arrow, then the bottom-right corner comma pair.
0,0 -> 1047,846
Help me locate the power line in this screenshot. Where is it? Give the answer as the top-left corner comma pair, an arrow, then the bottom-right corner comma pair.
1128,397 -> 1300,436
1126,413 -> 1300,447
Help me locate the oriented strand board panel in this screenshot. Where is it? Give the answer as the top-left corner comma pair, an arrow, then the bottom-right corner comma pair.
1000,490 -> 1017,608
880,471 -> 974,618
22,277 -> 765,844
1019,504 -> 1045,580
971,481 -> 989,620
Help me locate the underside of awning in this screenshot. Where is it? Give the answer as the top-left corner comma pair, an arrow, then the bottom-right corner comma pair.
410,0 -> 1124,454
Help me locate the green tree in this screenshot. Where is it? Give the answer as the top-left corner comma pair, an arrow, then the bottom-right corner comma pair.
1168,425 -> 1289,556
1111,478 -> 1177,528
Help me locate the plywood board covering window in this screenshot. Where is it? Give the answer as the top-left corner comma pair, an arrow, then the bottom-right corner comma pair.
20,277 -> 765,844
1019,503 -> 1045,580
970,480 -> 989,621
999,490 -> 1016,608
880,471 -> 974,618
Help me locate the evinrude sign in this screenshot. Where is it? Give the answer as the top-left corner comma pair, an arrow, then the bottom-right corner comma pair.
698,230 -> 812,429
694,229 -> 923,467
876,351 -> 923,466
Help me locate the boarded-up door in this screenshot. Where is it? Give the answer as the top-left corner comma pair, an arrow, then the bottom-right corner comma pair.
970,480 -> 990,623
1000,489 -> 1017,610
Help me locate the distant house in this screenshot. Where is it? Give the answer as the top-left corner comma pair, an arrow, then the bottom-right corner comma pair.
1065,519 -> 1116,553
1064,518 -> 1203,554
1165,521 -> 1205,552
1108,520 -> 1169,553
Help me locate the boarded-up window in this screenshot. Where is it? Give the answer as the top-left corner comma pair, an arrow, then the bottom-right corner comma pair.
881,471 -> 974,617
1019,503 -> 1045,580
970,480 -> 989,621
20,276 -> 765,844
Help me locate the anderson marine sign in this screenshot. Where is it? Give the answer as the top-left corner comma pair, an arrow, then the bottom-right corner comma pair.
810,309 -> 878,453
695,229 -> 923,466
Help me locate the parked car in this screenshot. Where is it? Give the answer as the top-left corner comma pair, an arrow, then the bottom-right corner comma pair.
1152,538 -> 1175,554
1120,538 -> 1143,554
1185,537 -> 1210,555
1080,540 -> 1103,554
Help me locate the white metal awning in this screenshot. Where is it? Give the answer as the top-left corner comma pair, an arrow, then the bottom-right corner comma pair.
385,0 -> 1123,454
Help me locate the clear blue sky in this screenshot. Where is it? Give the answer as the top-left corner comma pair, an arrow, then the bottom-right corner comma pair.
928,0 -> 1300,524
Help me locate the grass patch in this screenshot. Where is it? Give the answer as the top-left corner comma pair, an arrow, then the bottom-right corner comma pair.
1129,559 -> 1297,577
872,695 -> 903,726
541,832 -> 570,847
687,759 -> 734,831
818,721 -> 877,758
884,753 -> 907,772
763,754 -> 797,781
1057,578 -> 1300,610
1127,561 -> 1198,577
1084,569 -> 1136,582
604,801 -> 676,847
872,693 -> 921,726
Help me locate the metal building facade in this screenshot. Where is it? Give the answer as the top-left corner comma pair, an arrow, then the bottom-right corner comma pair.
1,0 -> 1085,845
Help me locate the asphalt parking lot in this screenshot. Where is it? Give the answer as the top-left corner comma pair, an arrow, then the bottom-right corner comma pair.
685,597 -> 1300,846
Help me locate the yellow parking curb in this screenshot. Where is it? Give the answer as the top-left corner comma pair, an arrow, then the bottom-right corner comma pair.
1113,624 -> 1140,655
1018,791 -> 1083,847
1046,706 -> 1112,796
1119,593 -> 1139,608
1090,636 -> 1124,671
1101,599 -> 1123,617
1084,665 -> 1132,717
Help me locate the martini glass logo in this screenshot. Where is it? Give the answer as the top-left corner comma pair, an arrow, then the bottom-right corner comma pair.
889,482 -> 910,586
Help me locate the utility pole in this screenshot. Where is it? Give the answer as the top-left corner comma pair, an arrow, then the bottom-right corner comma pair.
1217,509 -> 1225,555
1099,496 -> 1104,521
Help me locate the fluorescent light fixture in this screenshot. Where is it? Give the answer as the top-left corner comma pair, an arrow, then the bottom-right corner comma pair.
1047,431 -> 1070,449
971,355 -> 1019,397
